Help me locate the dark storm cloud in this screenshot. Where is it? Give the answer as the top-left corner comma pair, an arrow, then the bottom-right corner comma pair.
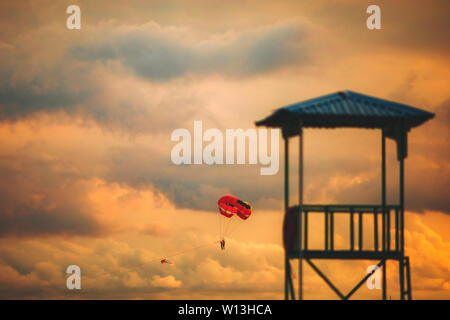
380,0 -> 450,54
405,99 -> 450,214
314,100 -> 449,214
0,51 -> 98,124
0,154 -> 103,237
0,21 -> 310,134
101,103 -> 449,215
0,55 -> 201,134
0,206 -> 100,237
102,143 -> 283,211
71,21 -> 309,80
311,0 -> 450,55
0,76 -> 92,121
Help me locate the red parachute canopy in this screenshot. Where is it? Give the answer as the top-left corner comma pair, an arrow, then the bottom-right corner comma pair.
218,195 -> 252,220
160,258 -> 172,264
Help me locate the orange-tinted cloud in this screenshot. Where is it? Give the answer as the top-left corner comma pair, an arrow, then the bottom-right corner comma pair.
0,0 -> 448,299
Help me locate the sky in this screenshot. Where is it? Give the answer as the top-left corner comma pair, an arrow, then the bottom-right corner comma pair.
0,0 -> 449,299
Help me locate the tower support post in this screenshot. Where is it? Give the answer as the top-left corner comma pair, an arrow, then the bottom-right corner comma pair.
298,125 -> 303,300
283,132 -> 290,300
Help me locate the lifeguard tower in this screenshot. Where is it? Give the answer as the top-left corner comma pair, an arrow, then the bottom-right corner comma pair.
255,91 -> 434,300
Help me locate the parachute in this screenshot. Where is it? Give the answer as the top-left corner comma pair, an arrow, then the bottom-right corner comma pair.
151,195 -> 252,264
160,258 -> 173,265
217,195 -> 252,245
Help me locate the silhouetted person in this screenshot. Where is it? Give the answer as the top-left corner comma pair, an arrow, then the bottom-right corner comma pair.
283,206 -> 298,254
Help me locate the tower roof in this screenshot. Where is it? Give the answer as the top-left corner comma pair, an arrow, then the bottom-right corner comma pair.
255,91 -> 434,136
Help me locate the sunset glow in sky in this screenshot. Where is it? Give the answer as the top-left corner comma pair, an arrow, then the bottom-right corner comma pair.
0,0 -> 449,299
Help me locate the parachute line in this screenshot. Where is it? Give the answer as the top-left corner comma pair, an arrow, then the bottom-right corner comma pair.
150,241 -> 219,264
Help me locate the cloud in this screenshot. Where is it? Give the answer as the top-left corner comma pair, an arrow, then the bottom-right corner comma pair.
0,69 -> 93,121
0,153 -> 103,238
405,99 -> 450,214
123,271 -> 148,288
151,275 -> 182,288
302,0 -> 450,56
0,20 -> 309,134
103,143 -> 283,211
0,0 -> 448,300
0,186 -> 448,299
72,21 -> 310,80
0,61 -> 203,134
0,206 -> 101,238
379,0 -> 450,55
140,222 -> 169,236
0,235 -> 284,298
196,258 -> 243,285
405,215 -> 450,298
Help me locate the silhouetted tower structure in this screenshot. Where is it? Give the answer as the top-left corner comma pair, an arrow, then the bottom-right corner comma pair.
256,91 -> 434,300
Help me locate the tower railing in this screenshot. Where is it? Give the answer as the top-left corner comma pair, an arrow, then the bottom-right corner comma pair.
287,204 -> 404,260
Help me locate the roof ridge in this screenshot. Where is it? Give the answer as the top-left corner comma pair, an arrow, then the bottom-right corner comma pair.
256,90 -> 435,130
